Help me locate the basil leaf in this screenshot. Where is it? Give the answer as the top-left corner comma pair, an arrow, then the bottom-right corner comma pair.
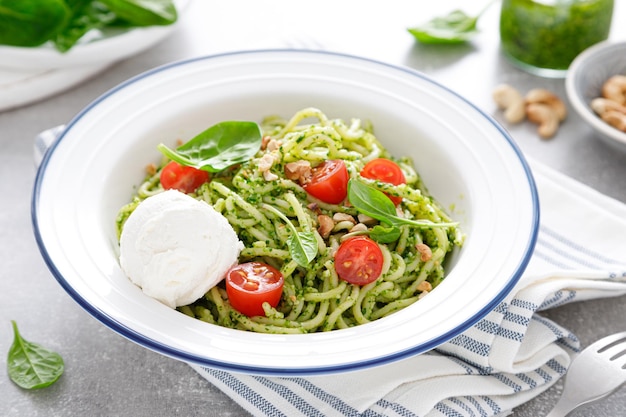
369,224 -> 402,243
157,121 -> 263,173
0,0 -> 70,47
347,179 -> 397,226
262,203 -> 319,267
407,10 -> 478,44
287,231 -> 318,267
7,321 -> 64,390
100,0 -> 177,26
348,179 -> 458,229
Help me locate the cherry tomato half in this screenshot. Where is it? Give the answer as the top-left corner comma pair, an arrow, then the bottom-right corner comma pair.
160,161 -> 210,194
334,236 -> 384,286
225,262 -> 284,317
302,160 -> 349,204
360,158 -> 406,205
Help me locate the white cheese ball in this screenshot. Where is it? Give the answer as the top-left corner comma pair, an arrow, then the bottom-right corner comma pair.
119,189 -> 243,308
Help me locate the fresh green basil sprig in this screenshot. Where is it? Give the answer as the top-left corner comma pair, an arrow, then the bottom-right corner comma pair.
157,121 -> 263,172
348,179 -> 457,243
261,203 -> 319,267
7,321 -> 65,390
0,0 -> 177,52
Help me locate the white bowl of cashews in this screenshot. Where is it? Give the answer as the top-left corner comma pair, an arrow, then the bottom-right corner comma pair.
566,40 -> 626,151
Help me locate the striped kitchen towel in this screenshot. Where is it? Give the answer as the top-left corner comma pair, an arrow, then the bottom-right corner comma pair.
192,160 -> 626,417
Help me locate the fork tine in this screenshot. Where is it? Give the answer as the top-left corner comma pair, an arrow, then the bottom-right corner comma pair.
592,331 -> 626,352
592,332 -> 626,369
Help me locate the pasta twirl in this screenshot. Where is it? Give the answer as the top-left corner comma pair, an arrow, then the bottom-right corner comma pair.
116,107 -> 464,334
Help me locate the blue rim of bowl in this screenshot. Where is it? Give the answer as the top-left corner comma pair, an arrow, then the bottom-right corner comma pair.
31,49 -> 540,376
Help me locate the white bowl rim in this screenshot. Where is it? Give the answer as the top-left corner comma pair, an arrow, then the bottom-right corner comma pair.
31,49 -> 539,375
566,40 -> 626,146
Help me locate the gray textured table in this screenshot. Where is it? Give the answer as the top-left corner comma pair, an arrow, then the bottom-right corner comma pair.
1,1 -> 625,416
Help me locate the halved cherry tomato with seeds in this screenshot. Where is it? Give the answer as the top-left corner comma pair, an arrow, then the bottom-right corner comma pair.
225,262 -> 284,317
302,159 -> 349,204
360,158 -> 406,205
334,236 -> 384,285
160,161 -> 210,193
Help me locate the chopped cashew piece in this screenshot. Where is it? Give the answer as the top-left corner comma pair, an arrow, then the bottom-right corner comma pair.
332,213 -> 356,224
416,281 -> 432,292
349,223 -> 368,233
493,84 -> 526,124
284,160 -> 312,183
526,103 -> 560,139
258,153 -> 276,172
317,214 -> 334,239
416,243 -> 432,262
357,213 -> 377,225
145,163 -> 157,176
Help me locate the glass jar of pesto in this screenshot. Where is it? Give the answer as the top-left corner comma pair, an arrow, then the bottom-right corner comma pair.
500,0 -> 614,77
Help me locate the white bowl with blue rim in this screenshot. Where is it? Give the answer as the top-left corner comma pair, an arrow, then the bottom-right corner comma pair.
32,50 -> 539,376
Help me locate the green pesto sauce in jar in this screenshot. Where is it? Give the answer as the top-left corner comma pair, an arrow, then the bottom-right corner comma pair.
500,0 -> 613,75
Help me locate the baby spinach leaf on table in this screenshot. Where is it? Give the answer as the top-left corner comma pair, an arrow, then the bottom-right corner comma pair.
407,10 -> 479,44
407,1 -> 497,45
348,179 -> 457,238
100,0 -> 177,26
0,0 -> 70,47
262,203 -> 318,267
7,321 -> 64,390
157,121 -> 263,173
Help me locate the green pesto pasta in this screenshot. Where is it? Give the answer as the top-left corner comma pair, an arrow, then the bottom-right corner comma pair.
116,107 -> 464,334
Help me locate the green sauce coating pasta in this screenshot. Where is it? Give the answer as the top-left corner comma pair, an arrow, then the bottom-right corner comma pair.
116,107 -> 464,334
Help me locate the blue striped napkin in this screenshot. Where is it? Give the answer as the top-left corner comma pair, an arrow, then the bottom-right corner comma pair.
191,160 -> 626,417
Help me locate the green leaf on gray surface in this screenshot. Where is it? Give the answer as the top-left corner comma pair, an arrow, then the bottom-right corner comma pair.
7,321 -> 64,390
408,9 -> 479,44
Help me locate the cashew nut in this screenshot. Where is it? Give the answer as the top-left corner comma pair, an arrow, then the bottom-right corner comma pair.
492,84 -> 526,124
526,103 -> 560,139
525,88 -> 567,121
601,75 -> 626,105
591,97 -> 626,116
601,111 -> 626,132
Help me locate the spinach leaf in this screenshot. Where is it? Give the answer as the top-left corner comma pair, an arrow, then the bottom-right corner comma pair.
157,121 -> 263,173
407,1 -> 496,45
408,10 -> 479,44
54,1 -> 117,52
0,0 -> 70,47
0,0 -> 177,52
7,321 -> 64,390
100,0 -> 177,26
262,203 -> 318,267
348,179 -> 457,232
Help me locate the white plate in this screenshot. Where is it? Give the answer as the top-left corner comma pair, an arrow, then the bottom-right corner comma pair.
0,0 -> 190,71
32,50 -> 539,376
0,65 -> 109,112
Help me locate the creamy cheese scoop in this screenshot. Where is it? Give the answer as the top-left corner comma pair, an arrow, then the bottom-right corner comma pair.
119,189 -> 243,308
